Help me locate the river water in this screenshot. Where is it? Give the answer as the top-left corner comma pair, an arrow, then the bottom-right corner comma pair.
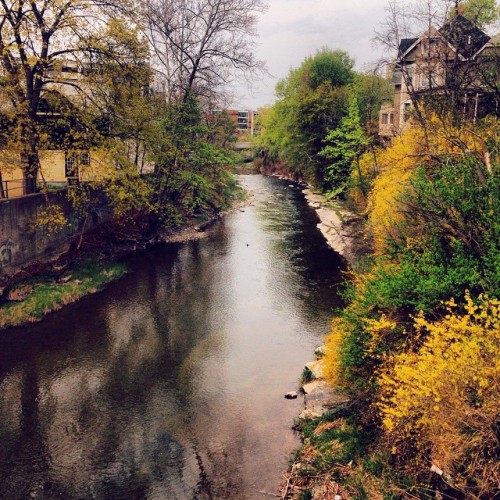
0,175 -> 345,499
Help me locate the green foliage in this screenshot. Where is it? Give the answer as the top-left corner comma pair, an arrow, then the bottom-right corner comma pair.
308,48 -> 355,90
320,97 -> 369,196
301,366 -> 314,384
454,0 -> 500,27
150,95 -> 238,223
298,490 -> 313,500
257,51 -> 390,192
257,48 -> 353,185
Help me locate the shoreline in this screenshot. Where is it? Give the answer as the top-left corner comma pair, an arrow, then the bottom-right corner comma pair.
302,188 -> 364,266
280,187 -> 366,499
0,188 -> 252,332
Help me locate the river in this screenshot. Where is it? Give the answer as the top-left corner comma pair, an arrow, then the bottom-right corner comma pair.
0,175 -> 346,499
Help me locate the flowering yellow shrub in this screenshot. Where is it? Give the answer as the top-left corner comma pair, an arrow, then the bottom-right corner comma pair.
324,317 -> 346,386
378,293 -> 500,495
363,314 -> 397,354
365,116 -> 498,256
28,204 -> 67,234
367,130 -> 424,255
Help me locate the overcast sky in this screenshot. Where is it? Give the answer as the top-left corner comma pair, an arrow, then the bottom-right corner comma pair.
231,0 -> 391,110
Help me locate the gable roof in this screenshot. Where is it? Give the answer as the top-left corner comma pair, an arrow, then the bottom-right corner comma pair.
398,38 -> 418,56
439,14 -> 490,59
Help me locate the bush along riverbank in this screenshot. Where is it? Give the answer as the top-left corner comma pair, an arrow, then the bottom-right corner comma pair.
281,118 -> 499,499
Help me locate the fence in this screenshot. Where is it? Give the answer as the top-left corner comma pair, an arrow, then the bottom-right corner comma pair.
0,178 -> 38,199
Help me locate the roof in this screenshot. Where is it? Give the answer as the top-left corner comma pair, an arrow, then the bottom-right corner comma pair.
439,14 -> 490,59
398,38 -> 418,56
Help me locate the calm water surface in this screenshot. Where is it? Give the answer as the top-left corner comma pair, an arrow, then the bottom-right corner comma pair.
0,175 -> 345,499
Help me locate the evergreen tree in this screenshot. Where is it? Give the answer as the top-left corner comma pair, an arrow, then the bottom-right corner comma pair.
320,97 -> 369,196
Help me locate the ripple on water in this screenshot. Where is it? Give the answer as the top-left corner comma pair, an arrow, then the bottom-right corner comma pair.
0,175 -> 346,499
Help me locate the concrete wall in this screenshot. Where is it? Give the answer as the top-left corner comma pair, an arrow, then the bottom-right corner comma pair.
0,189 -> 108,284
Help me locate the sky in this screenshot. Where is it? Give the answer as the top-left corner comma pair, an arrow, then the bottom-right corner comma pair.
231,0 -> 391,110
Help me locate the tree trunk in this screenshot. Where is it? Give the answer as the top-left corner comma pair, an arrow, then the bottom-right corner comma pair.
19,117 -> 41,195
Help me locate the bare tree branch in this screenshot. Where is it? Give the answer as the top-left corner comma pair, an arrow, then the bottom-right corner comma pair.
142,0 -> 267,103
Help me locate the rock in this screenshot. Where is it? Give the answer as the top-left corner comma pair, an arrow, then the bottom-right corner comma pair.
301,380 -> 328,395
284,391 -> 298,399
298,408 -> 322,421
59,274 -> 72,283
310,201 -> 321,209
314,345 -> 326,359
305,359 -> 325,379
300,380 -> 350,421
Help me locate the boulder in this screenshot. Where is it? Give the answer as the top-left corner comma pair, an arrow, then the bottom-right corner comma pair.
301,380 -> 327,395
305,359 -> 325,379
284,391 -> 298,399
298,408 -> 322,421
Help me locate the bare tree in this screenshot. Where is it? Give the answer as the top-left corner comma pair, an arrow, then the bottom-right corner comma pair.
373,0 -> 498,136
143,0 -> 267,103
0,0 -> 131,193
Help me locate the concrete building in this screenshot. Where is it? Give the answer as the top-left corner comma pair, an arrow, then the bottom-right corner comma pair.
223,109 -> 259,136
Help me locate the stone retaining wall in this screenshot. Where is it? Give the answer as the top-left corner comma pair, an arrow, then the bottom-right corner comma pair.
0,189 -> 108,287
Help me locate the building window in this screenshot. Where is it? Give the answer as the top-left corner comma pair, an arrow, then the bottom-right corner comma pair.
80,151 -> 90,166
389,113 -> 394,124
65,151 -> 88,178
418,72 -> 438,89
403,102 -> 412,122
65,153 -> 77,177
382,113 -> 389,125
237,111 -> 248,130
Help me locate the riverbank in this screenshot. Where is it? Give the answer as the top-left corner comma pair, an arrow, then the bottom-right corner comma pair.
278,190 -> 372,499
0,259 -> 127,330
0,185 -> 251,331
302,189 -> 368,266
279,345 -> 358,500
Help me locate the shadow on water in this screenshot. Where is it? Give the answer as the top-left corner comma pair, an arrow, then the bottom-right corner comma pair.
0,175 -> 346,499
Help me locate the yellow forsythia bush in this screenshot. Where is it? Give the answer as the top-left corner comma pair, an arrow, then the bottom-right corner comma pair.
378,293 -> 500,495
29,204 -> 67,234
365,116 -> 498,256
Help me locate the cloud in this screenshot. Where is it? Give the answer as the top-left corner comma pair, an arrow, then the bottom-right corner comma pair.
231,0 -> 391,109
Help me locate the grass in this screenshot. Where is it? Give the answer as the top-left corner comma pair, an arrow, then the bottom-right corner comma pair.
0,259 -> 127,330
300,366 -> 314,384
284,406 -> 415,499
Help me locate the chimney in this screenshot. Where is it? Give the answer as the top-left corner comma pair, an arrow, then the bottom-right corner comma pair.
456,2 -> 465,16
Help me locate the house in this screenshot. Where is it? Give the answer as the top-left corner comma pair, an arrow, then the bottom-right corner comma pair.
0,58 -> 149,198
379,14 -> 499,137
0,149 -> 116,199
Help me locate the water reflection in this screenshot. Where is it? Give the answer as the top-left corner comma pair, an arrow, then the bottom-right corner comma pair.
0,175 -> 345,499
